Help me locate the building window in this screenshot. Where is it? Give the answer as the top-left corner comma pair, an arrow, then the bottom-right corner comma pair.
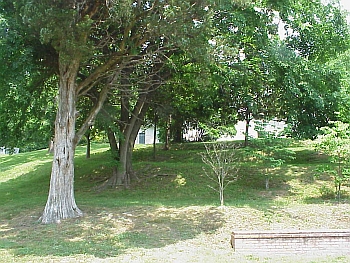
139,132 -> 145,144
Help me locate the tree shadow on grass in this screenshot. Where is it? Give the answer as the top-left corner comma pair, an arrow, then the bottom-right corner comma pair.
0,151 -> 52,180
0,205 -> 225,258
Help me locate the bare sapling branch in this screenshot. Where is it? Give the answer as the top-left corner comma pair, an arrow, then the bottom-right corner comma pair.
201,142 -> 240,206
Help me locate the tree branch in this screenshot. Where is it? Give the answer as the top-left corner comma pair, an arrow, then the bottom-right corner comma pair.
74,81 -> 111,145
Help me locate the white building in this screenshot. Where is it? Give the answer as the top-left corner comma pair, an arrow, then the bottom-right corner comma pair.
229,119 -> 286,140
135,127 -> 159,145
135,119 -> 286,144
0,147 -> 20,154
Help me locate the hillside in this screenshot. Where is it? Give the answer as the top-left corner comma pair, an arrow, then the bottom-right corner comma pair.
0,141 -> 350,262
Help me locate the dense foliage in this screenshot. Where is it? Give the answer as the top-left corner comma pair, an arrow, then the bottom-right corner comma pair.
1,0 -> 350,223
1,0 -> 349,148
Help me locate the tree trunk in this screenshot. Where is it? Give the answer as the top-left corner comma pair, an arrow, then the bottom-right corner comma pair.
86,128 -> 91,159
39,60 -> 82,224
244,118 -> 250,147
126,114 -> 144,182
337,183 -> 341,203
265,175 -> 269,190
48,138 -> 54,154
172,115 -> 183,143
219,188 -> 224,206
115,101 -> 146,186
101,65 -> 163,188
153,113 -> 158,160
114,89 -> 130,186
113,94 -> 150,187
116,139 -> 134,188
164,114 -> 171,150
108,128 -> 119,187
107,127 -> 119,157
116,139 -> 128,185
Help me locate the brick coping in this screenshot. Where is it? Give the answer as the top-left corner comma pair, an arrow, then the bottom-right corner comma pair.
233,229 -> 350,238
231,229 -> 350,255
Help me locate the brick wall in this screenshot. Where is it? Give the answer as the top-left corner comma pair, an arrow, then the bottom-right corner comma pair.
231,229 -> 350,255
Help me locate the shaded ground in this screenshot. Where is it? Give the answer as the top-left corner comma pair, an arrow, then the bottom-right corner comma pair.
1,141 -> 350,262
1,204 -> 350,262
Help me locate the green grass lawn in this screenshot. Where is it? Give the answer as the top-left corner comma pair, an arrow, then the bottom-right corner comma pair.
1,140 -> 350,263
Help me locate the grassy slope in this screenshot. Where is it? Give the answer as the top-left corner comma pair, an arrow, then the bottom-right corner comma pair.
0,141 -> 350,263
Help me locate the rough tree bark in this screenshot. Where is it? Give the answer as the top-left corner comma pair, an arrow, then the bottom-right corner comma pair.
153,113 -> 158,160
39,60 -> 83,224
244,108 -> 252,147
107,127 -> 119,187
99,92 -> 151,189
114,89 -> 131,186
85,127 -> 91,159
40,59 -> 110,223
115,95 -> 148,186
164,114 -> 171,150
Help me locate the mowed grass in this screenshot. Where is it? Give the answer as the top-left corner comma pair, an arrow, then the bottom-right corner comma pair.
1,140 -> 350,263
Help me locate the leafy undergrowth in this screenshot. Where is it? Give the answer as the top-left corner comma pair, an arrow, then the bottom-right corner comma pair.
1,140 -> 350,262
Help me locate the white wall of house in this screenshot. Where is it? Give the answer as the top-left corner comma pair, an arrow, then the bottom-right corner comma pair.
135,127 -> 159,145
222,119 -> 286,141
183,129 -> 201,142
0,147 -> 19,154
135,119 -> 286,144
0,147 -> 5,155
230,120 -> 258,141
